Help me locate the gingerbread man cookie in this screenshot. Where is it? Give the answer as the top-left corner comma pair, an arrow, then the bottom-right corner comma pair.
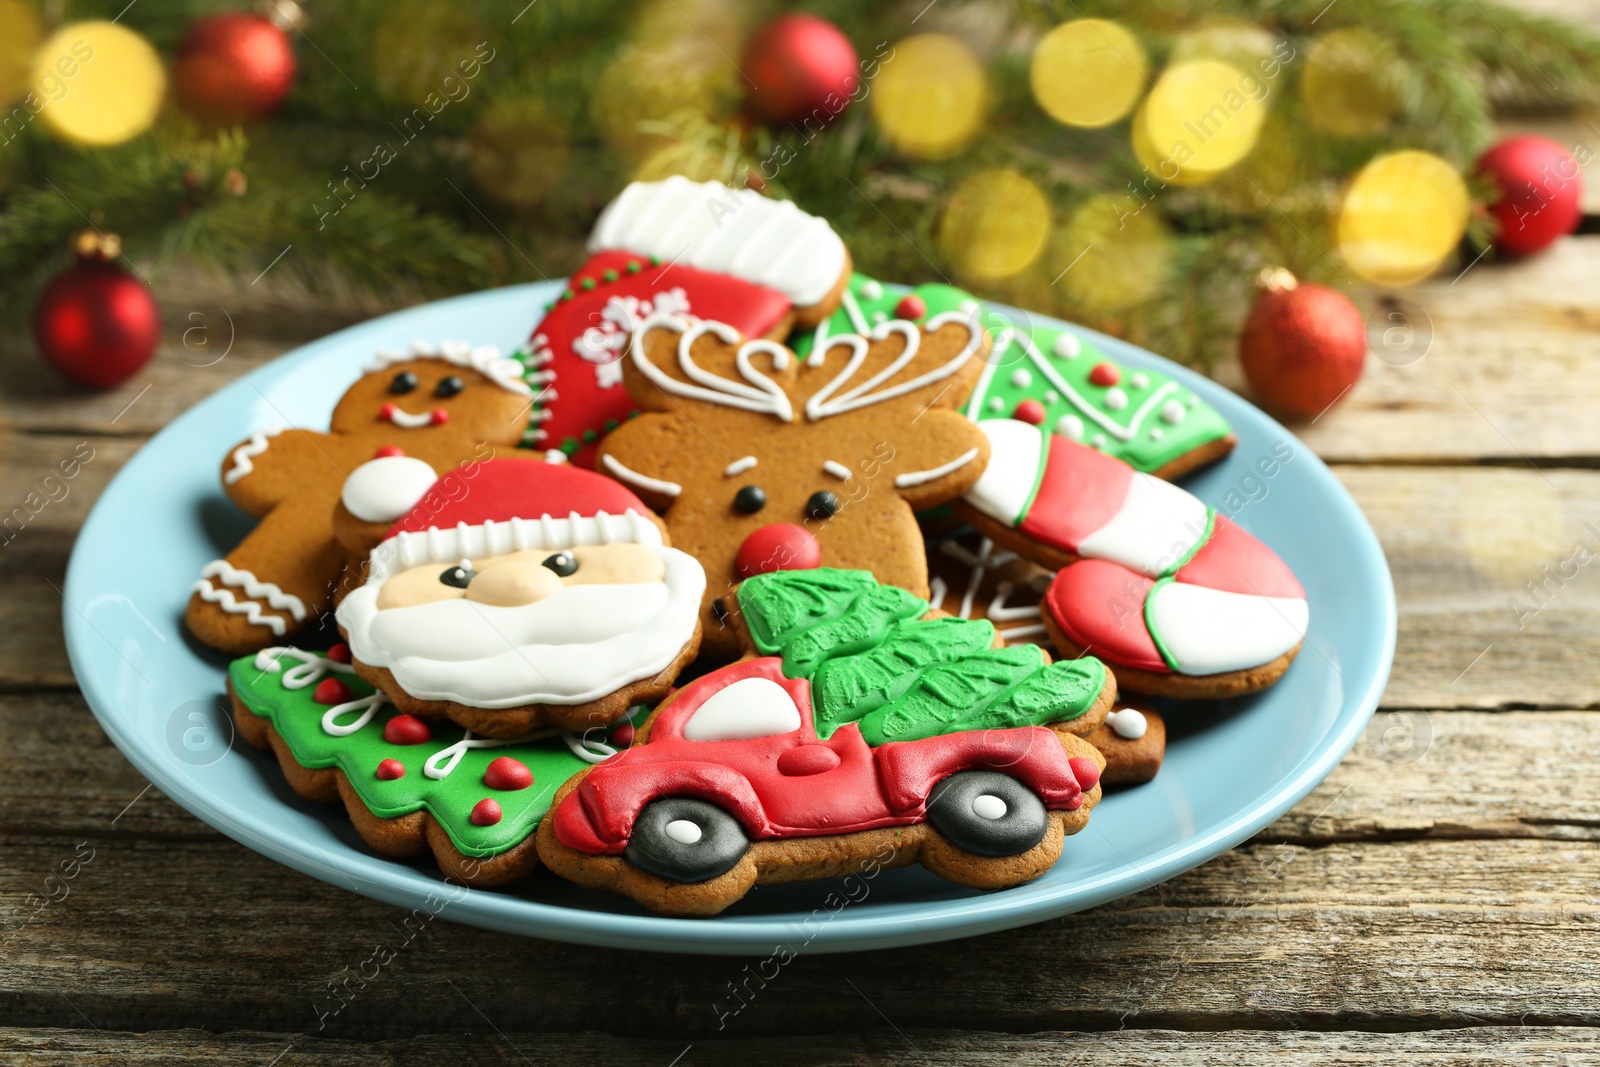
186,341 -> 536,656
334,457 -> 706,740
594,302 -> 992,658
520,177 -> 852,465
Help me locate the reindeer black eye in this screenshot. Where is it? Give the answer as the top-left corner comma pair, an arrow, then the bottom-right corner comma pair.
439,564 -> 475,588
434,375 -> 465,399
542,552 -> 578,577
734,486 -> 766,515
389,371 -> 419,395
807,491 -> 840,520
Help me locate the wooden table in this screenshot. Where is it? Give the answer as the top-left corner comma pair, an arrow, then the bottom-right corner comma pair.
5,225 -> 1600,1063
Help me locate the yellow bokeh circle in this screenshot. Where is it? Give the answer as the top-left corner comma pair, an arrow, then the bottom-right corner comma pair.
1302,27 -> 1402,137
871,34 -> 986,160
1030,19 -> 1147,129
1337,150 -> 1469,285
1134,59 -> 1268,186
32,22 -> 164,147
939,170 -> 1051,280
1058,194 -> 1172,311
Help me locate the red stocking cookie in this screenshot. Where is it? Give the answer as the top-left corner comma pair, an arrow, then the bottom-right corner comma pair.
521,177 -> 852,465
957,418 -> 1308,697
335,457 -> 706,739
594,306 -> 992,658
187,341 -> 535,655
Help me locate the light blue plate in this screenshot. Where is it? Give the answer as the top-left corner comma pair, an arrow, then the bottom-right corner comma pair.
65,280 -> 1395,955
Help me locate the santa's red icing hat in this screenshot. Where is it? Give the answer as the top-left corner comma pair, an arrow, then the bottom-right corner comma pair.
365,457 -> 664,583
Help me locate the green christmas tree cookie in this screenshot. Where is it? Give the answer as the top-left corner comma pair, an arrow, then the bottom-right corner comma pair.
791,273 -> 1233,476
735,568 -> 1111,746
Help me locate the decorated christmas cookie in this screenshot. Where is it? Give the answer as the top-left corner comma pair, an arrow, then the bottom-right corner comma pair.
957,417 -> 1307,697
229,646 -> 619,886
537,568 -> 1112,916
520,177 -> 852,465
335,457 -> 706,739
793,274 -> 1234,479
186,339 -> 535,656
595,303 -> 991,658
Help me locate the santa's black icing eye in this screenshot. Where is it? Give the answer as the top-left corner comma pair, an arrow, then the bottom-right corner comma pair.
734,485 -> 766,515
542,552 -> 578,577
434,375 -> 465,399
389,371 -> 419,395
807,490 -> 840,520
439,564 -> 475,588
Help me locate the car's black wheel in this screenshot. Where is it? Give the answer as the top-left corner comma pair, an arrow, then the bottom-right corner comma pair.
625,798 -> 750,884
925,770 -> 1049,857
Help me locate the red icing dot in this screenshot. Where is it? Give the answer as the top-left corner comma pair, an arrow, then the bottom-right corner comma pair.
1069,756 -> 1101,791
609,722 -> 636,749
736,523 -> 822,578
894,294 -> 927,320
379,402 -> 398,420
1088,362 -> 1120,387
372,445 -> 405,459
375,758 -> 405,781
312,678 -> 351,705
429,408 -> 450,426
470,798 -> 503,826
383,714 -> 432,745
326,643 -> 352,664
1014,399 -> 1047,425
483,756 -> 533,791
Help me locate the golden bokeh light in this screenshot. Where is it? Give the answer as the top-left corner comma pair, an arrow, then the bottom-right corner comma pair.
871,34 -> 986,160
467,98 -> 570,207
1302,27 -> 1402,137
0,0 -> 42,108
939,170 -> 1051,279
590,46 -> 728,157
32,22 -> 164,147
1058,194 -> 1172,311
634,139 -> 733,183
1134,59 -> 1268,186
1337,150 -> 1469,285
1030,19 -> 1147,129
371,3 -> 486,107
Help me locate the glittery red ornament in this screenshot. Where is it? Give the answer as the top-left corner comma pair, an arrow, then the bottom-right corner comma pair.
1238,269 -> 1367,421
1476,135 -> 1583,257
741,13 -> 860,128
173,13 -> 297,124
34,232 -> 160,391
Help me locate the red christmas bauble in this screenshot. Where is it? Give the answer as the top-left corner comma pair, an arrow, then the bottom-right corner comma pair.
173,13 -> 297,124
35,236 -> 160,391
1239,269 -> 1367,421
741,14 -> 859,128
1476,135 -> 1583,257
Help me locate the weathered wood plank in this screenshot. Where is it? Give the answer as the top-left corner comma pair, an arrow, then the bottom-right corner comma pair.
0,832 -> 1596,1038
0,1024 -> 1594,1065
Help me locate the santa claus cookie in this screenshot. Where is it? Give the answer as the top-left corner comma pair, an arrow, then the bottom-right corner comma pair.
958,418 -> 1309,698
595,300 -> 992,658
521,176 -> 852,465
537,568 -> 1112,917
228,646 -> 622,886
335,457 -> 705,740
186,340 -> 536,656
792,273 -> 1234,479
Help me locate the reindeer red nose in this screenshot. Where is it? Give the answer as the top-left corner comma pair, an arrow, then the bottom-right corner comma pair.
736,523 -> 821,578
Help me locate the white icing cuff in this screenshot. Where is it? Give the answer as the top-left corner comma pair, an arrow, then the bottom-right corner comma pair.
1148,583 -> 1309,675
342,456 -> 439,524
963,419 -> 1045,526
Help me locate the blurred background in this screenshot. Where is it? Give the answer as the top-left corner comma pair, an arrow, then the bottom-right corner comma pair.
2,0 -> 1599,411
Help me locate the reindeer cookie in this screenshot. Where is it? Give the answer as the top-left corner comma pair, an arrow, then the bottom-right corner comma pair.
185,341 -> 535,656
594,304 -> 993,658
520,177 -> 852,466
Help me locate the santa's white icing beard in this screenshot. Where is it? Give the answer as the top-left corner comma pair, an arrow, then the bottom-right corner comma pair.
337,545 -> 704,708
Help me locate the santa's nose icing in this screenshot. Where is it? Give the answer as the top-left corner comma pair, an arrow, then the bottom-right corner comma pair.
465,561 -> 564,606
736,523 -> 822,579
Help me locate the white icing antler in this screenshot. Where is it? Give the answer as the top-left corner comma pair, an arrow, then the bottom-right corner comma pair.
629,311 -> 794,422
803,311 -> 983,421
